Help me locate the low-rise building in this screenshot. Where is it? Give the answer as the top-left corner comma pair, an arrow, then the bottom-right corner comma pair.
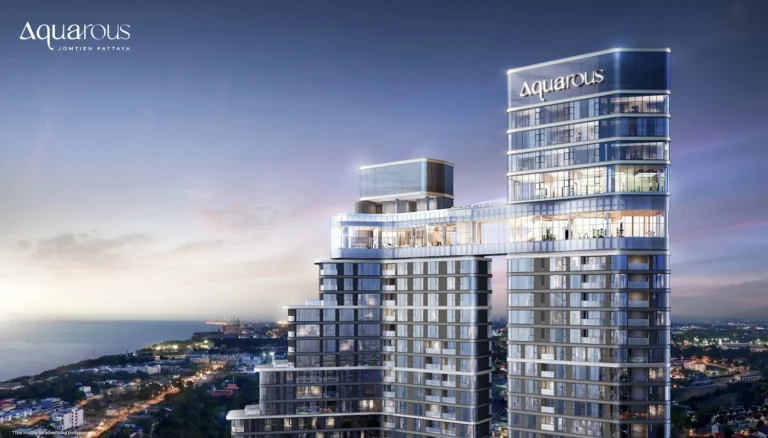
188,353 -> 210,364
138,364 -> 161,375
735,371 -> 762,383
41,397 -> 64,412
0,408 -> 32,424
684,360 -> 707,372
52,406 -> 84,431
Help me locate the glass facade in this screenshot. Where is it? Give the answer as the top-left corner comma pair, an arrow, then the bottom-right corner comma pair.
360,159 -> 454,200
506,48 -> 671,438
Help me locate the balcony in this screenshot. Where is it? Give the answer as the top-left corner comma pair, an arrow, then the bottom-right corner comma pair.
383,376 -> 395,383
541,389 -> 555,396
442,429 -> 457,436
383,285 -> 397,291
383,315 -> 396,322
541,424 -> 555,432
628,300 -> 650,308
319,285 -> 337,291
541,371 -> 555,378
628,319 -> 649,327
442,397 -> 456,404
583,263 -> 607,271
383,406 -> 395,413
628,337 -> 649,345
581,318 -> 603,326
442,365 -> 456,371
541,406 -> 555,414
426,363 -> 441,370
383,346 -> 395,352
383,331 -> 396,337
426,395 -> 441,402
287,332 -> 295,338
630,357 -> 648,363
383,300 -> 396,307
384,421 -> 395,428
426,411 -> 441,419
628,262 -> 649,270
383,361 -> 395,368
442,349 -> 457,355
427,379 -> 442,386
541,353 -> 555,361
287,315 -> 295,322
383,391 -> 395,398
442,412 -> 457,420
628,281 -> 648,289
382,269 -> 397,276
426,427 -> 442,434
426,348 -> 441,354
582,282 -> 605,289
582,300 -> 604,307
319,269 -> 338,276
442,380 -> 457,388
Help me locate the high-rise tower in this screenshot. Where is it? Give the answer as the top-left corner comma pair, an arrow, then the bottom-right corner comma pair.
505,48 -> 671,438
227,48 -> 671,438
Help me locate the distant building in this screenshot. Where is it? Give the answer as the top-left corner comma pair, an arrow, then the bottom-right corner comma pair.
0,383 -> 23,391
735,371 -> 761,383
78,386 -> 92,395
41,397 -> 64,412
52,406 -> 84,431
138,364 -> 161,375
239,355 -> 263,367
720,343 -> 752,350
188,353 -> 210,364
0,408 -> 32,423
684,360 -> 706,372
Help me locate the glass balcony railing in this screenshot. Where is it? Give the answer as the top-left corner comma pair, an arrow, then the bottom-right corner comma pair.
628,337 -> 649,345
628,318 -> 649,327
628,281 -> 649,288
628,300 -> 650,307
426,395 -> 441,402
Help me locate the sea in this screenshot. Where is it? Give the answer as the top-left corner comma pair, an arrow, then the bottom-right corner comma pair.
0,320 -> 211,381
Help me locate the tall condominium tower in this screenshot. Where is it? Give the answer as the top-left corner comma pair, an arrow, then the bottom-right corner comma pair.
505,48 -> 671,438
227,48 -> 671,438
228,158 -> 495,438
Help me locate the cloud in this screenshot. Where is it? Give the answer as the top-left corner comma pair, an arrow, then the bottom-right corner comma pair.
197,206 -> 281,234
185,189 -> 214,200
16,231 -> 155,270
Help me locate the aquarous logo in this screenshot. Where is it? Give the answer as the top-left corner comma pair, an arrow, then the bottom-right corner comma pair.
19,22 -> 131,52
520,69 -> 604,101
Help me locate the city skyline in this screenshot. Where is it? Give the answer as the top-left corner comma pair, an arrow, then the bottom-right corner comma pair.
1,0 -> 767,321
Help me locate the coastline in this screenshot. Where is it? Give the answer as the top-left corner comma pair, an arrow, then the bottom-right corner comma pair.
0,320 -> 210,382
